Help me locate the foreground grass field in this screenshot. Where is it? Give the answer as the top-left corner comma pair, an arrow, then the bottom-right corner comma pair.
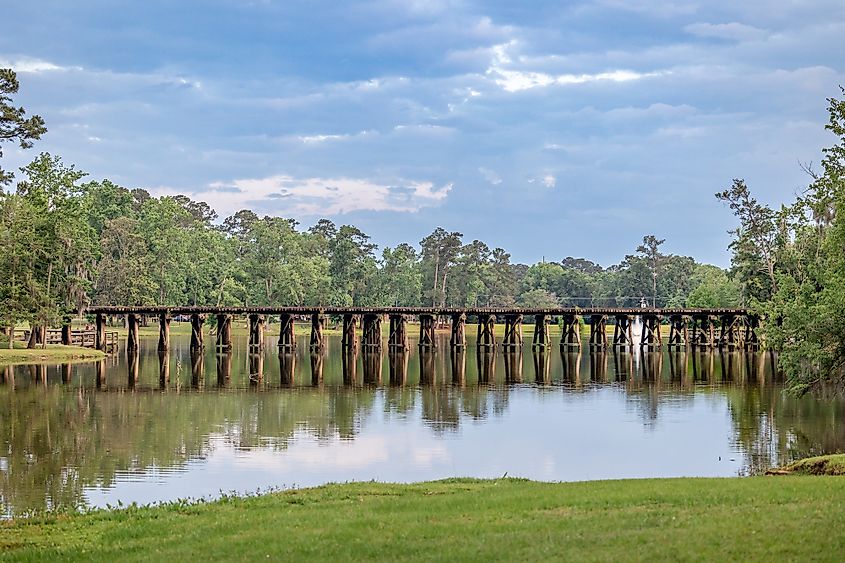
0,344 -> 105,366
2,476 -> 844,561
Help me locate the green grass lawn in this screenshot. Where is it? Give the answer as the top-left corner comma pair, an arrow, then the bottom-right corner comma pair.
2,475 -> 844,561
0,344 -> 105,366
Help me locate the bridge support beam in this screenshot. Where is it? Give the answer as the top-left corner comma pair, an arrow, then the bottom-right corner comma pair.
362,313 -> 383,350
589,314 -> 608,349
389,314 -> 409,350
310,312 -> 325,350
690,314 -> 715,347
560,314 -> 581,348
248,313 -> 264,351
95,313 -> 106,351
190,313 -> 206,351
640,314 -> 661,349
158,312 -> 171,351
745,315 -> 760,350
127,313 -> 140,352
668,314 -> 688,349
418,313 -> 436,349
612,315 -> 634,348
533,314 -> 550,348
216,314 -> 232,351
277,313 -> 296,351
450,313 -> 466,348
503,314 -> 523,348
719,314 -> 743,350
477,314 -> 496,349
342,314 -> 357,350
61,316 -> 72,346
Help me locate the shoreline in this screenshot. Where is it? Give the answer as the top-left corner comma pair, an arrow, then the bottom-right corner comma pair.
0,345 -> 106,366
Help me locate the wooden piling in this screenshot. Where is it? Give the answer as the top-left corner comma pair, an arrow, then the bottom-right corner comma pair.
389,314 -> 410,350
690,314 -> 715,347
127,313 -> 140,352
216,314 -> 232,351
158,312 -> 171,351
362,313 -> 383,350
310,312 -> 325,350
341,314 -> 357,349
560,314 -> 581,348
190,313 -> 206,351
744,315 -> 760,350
612,315 -> 634,348
450,313 -> 466,348
667,314 -> 688,349
719,314 -> 743,349
533,314 -> 550,348
640,314 -> 661,349
61,316 -> 72,346
418,313 -> 436,349
589,314 -> 608,349
477,314 -> 496,349
277,313 -> 296,351
503,314 -> 523,348
248,314 -> 264,351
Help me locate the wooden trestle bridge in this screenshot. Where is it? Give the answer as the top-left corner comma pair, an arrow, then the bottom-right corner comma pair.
84,306 -> 760,353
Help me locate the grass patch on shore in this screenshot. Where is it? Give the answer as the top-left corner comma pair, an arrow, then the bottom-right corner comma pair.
2,476 -> 844,561
771,454 -> 845,476
0,344 -> 105,366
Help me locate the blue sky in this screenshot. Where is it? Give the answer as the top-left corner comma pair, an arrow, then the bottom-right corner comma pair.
3,0 -> 844,266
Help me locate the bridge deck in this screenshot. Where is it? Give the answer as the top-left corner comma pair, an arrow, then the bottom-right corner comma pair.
85,306 -> 749,316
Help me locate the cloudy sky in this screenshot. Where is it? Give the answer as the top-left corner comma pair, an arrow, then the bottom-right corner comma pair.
3,0 -> 843,265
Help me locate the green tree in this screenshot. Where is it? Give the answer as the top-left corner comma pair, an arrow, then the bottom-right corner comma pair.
716,179 -> 780,303
0,69 -> 47,185
0,193 -> 40,343
420,228 -> 463,307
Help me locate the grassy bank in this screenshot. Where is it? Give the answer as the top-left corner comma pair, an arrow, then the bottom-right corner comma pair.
2,476 -> 844,560
0,344 -> 105,366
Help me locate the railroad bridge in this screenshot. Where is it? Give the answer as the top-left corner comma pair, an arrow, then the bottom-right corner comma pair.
84,306 -> 759,353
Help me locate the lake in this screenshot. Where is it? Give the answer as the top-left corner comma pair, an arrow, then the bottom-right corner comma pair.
2,332 -> 843,517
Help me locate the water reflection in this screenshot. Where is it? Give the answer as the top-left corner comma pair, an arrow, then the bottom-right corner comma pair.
1,334 -> 844,517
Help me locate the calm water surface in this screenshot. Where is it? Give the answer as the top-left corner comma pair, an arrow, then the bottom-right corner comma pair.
2,332 -> 844,516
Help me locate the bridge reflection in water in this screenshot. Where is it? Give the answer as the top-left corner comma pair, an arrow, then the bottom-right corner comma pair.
0,336 -> 779,392
6,333 -> 844,519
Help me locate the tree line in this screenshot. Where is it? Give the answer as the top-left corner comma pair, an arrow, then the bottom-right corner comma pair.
0,67 -> 737,335
719,89 -> 845,390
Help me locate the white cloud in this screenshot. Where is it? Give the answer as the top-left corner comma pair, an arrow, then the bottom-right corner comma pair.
490,67 -> 659,92
684,22 -> 768,41
0,57 -> 80,73
478,167 -> 502,185
154,174 -> 452,216
542,175 -> 556,188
